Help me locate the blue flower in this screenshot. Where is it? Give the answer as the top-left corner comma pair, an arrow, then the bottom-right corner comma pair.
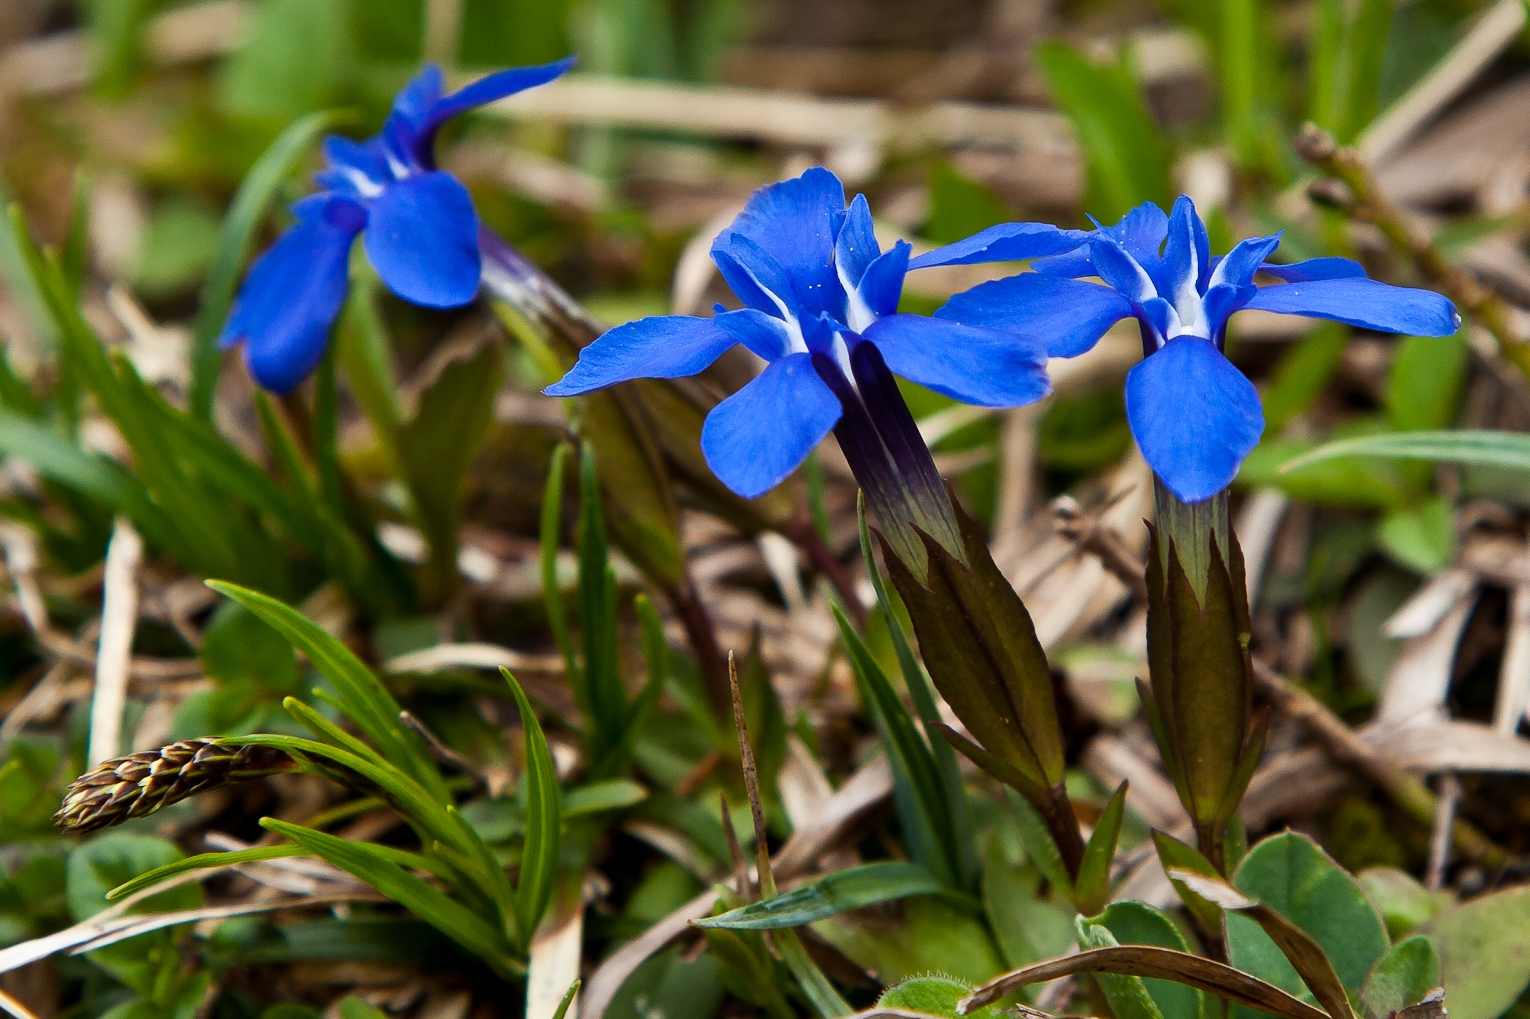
548,167 -> 1051,499
220,58 -> 575,393
912,197 -> 1461,504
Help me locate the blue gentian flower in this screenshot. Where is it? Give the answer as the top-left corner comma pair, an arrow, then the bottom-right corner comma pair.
912,197 -> 1461,504
220,58 -> 575,393
547,167 -> 1051,500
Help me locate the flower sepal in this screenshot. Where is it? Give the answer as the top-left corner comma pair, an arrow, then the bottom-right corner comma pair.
1141,511 -> 1270,873
875,492 -> 1084,878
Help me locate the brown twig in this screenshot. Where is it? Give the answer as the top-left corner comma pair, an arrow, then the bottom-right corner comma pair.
1293,122 -> 1530,377
1426,773 -> 1462,889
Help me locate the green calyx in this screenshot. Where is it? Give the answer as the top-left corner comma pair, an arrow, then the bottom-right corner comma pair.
877,495 -> 1082,876
1143,519 -> 1268,872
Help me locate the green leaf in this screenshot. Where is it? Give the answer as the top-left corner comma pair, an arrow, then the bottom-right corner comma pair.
1386,333 -> 1468,491
215,0 -> 352,119
397,339 -> 502,605
336,273 -> 402,468
1357,867 -> 1446,940
1282,430 -> 1530,475
924,164 -> 1012,245
1361,936 -> 1439,1019
1243,436 -> 1411,509
1075,781 -> 1126,915
1262,325 -> 1348,432
1006,789 -> 1074,901
878,976 -> 1004,1019
504,668 -> 561,946
107,845 -> 309,902
1152,832 -> 1225,944
551,979 -> 582,1019
185,109 -> 344,419
200,602 -> 302,695
1422,884 -> 1530,1019
261,818 -> 513,972
1341,0 -> 1394,140
1035,42 -> 1171,223
337,998 -> 387,1019
1378,498 -> 1455,575
1077,922 -> 1169,1019
563,779 -> 648,818
981,833 -> 1075,972
1227,832 -> 1389,1019
696,862 -> 942,930
207,581 -> 447,800
1089,902 -> 1206,1019
574,445 -> 627,775
0,407 -> 181,556
68,835 -> 202,922
540,443 -> 577,681
832,600 -> 960,889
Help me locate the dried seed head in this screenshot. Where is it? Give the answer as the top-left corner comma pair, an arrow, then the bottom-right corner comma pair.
54,740 -> 295,835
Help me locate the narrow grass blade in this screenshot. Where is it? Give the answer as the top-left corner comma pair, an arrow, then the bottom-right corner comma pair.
262,818 -> 515,973
695,862 -> 942,930
858,497 -> 977,889
1282,430 -> 1530,474
505,668 -> 562,948
831,601 -> 958,888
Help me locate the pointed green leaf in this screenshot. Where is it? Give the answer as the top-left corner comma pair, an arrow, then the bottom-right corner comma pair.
207,581 -> 447,799
832,601 -> 958,888
858,497 -> 977,890
1077,922 -> 1170,1019
1088,902 -> 1207,1019
1075,781 -> 1127,915
695,862 -> 942,930
261,818 -> 512,971
504,668 -> 561,946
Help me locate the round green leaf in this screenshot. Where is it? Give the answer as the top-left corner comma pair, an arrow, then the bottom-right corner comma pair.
1422,885 -> 1530,1019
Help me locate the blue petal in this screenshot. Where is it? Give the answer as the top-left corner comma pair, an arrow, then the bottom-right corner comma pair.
546,315 -> 735,395
1258,257 -> 1365,282
937,274 -> 1132,357
1203,283 -> 1257,340
317,136 -> 390,197
701,353 -> 841,499
1244,278 -> 1461,336
712,231 -> 803,318
908,221 -> 1089,269
391,64 -> 444,129
715,168 -> 846,319
1032,202 -> 1169,277
714,307 -> 793,361
1125,336 -> 1264,504
364,171 -> 481,308
835,193 -> 880,288
221,198 -> 365,394
1209,232 -> 1283,290
856,241 -> 910,320
1154,196 -> 1209,313
1090,237 -> 1158,304
863,314 -> 1050,407
416,58 -> 576,152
